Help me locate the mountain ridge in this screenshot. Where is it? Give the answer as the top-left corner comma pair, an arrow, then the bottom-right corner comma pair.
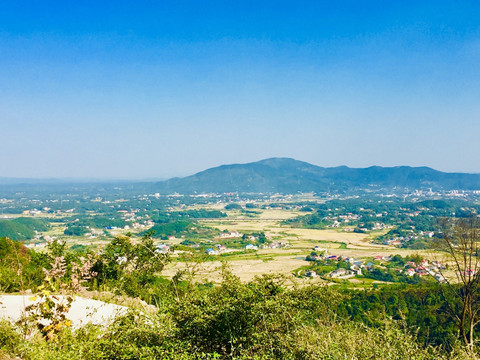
153,158 -> 480,194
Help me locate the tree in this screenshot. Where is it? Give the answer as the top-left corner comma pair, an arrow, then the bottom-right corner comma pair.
433,217 -> 480,352
94,231 -> 169,291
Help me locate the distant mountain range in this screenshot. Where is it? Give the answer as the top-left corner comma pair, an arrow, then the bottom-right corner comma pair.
153,158 -> 480,194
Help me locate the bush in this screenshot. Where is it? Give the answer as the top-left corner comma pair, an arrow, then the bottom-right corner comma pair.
0,320 -> 21,356
224,204 -> 243,210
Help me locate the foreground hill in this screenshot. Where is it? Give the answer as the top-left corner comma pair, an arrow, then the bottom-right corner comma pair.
154,158 -> 480,194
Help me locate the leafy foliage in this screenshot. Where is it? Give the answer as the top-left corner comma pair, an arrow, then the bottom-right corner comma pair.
92,232 -> 169,296
0,275 -> 473,360
0,237 -> 46,292
0,217 -> 49,240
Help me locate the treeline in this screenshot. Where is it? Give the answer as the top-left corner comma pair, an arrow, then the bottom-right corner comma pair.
155,209 -> 227,222
283,212 -> 328,229
148,221 -> 219,240
147,210 -> 225,239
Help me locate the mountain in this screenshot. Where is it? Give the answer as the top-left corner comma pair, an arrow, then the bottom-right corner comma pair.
153,158 -> 480,194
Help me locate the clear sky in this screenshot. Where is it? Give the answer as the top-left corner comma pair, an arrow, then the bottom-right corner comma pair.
1,1 -> 480,179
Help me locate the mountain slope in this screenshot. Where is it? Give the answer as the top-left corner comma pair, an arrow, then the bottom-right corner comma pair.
153,158 -> 480,194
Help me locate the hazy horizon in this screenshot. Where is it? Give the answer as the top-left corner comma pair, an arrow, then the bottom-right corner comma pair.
2,1 -> 480,178
2,157 -> 480,182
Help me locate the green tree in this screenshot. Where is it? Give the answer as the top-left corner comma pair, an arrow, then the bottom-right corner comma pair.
93,231 -> 169,292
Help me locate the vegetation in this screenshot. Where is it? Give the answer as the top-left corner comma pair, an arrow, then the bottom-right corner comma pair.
0,217 -> 49,241
0,224 -> 479,359
0,237 -> 46,292
92,232 -> 169,296
148,220 -> 219,240
0,269 -> 474,359
361,267 -> 422,284
155,210 -> 227,222
224,203 -> 243,210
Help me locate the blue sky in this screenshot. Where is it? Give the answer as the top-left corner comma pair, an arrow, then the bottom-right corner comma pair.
1,1 -> 480,178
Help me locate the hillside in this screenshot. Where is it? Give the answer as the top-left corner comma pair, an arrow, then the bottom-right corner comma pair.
153,158 -> 480,194
0,217 -> 49,241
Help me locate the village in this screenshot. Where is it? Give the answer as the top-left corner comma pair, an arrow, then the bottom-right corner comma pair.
302,246 -> 448,284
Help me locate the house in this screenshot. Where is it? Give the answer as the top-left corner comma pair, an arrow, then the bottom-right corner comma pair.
463,269 -> 476,276
405,268 -> 416,277
350,265 -> 363,275
305,270 -> 317,278
219,231 -> 242,239
328,268 -> 355,279
215,244 -> 227,251
245,244 -> 258,250
205,248 -> 217,255
156,244 -> 170,254
416,268 -> 428,276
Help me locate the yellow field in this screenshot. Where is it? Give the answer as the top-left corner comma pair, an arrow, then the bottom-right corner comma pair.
162,256 -> 307,283
162,207 -> 433,283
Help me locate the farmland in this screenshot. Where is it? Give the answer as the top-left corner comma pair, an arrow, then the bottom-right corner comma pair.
0,186 -> 471,286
